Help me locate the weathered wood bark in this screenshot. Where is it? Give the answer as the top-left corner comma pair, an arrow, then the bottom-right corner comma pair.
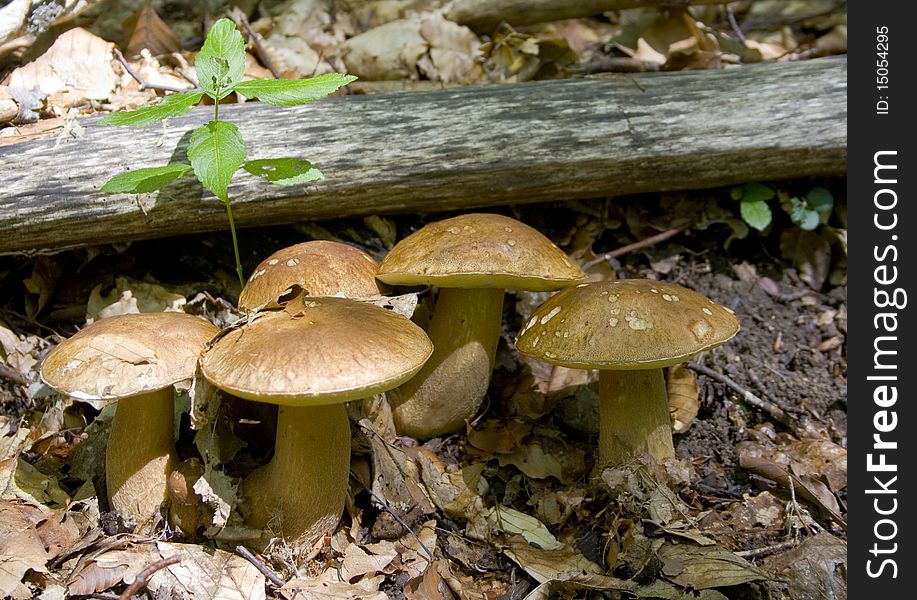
0,57 -> 847,256
446,0 -> 730,32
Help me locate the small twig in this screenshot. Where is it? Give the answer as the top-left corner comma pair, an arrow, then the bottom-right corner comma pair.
117,555 -> 180,600
582,223 -> 691,270
686,361 -> 805,437
351,471 -> 435,561
235,545 -> 286,588
0,362 -> 29,386
726,5 -> 747,44
230,10 -> 280,79
0,308 -> 63,338
113,48 -> 192,93
735,539 -> 797,559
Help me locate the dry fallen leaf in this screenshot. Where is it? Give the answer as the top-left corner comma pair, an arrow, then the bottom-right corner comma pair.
417,14 -> 482,84
150,540 -> 266,600
67,543 -> 160,596
667,364 -> 699,434
86,276 -> 188,323
486,506 -> 564,550
0,500 -> 51,599
9,28 -> 118,110
496,433 -> 586,484
657,540 -> 771,589
341,18 -> 428,80
124,3 -> 181,57
761,532 -> 846,600
0,0 -> 29,46
261,34 -> 331,79
281,578 -> 388,600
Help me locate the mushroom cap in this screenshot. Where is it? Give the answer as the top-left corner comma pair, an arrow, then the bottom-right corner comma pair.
377,213 -> 584,291
238,241 -> 388,310
41,312 -> 219,401
516,279 -> 739,369
200,297 -> 433,405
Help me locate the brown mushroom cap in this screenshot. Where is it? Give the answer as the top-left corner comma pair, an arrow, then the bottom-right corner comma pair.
41,312 -> 219,400
201,297 -> 433,405
516,280 -> 739,369
377,213 -> 584,291
238,241 -> 388,310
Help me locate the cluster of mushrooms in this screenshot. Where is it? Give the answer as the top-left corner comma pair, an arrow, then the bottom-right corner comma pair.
40,213 -> 739,551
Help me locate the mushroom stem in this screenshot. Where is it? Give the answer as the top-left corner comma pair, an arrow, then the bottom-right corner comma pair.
390,287 -> 504,438
240,403 -> 350,546
106,388 -> 177,528
598,369 -> 675,466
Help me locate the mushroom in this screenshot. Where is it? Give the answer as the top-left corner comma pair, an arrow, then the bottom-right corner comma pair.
235,241 -> 389,444
515,279 -> 739,467
200,296 -> 432,547
238,240 -> 388,311
376,213 -> 584,438
40,312 -> 219,529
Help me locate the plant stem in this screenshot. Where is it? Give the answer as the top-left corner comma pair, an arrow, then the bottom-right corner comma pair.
224,199 -> 245,288
213,93 -> 243,288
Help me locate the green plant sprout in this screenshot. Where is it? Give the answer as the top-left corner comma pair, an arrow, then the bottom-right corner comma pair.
731,183 -> 834,232
100,18 -> 356,287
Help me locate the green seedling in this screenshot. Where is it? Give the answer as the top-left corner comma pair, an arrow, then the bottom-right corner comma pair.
100,18 -> 356,287
730,183 -> 834,232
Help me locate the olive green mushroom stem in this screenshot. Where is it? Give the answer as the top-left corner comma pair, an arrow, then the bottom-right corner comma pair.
390,287 -> 504,438
106,388 -> 177,530
240,403 -> 350,548
597,369 -> 676,467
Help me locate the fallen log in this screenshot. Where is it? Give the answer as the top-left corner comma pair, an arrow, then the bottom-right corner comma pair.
0,57 -> 847,256
445,0 -> 730,32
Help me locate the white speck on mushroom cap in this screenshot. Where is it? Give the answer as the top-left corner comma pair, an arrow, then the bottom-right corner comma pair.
514,279 -> 739,369
625,311 -> 653,330
447,226 -> 461,234
540,306 -> 562,324
268,259 -> 279,265
286,258 -> 300,267
507,239 -> 517,246
690,319 -> 712,340
504,227 -> 513,233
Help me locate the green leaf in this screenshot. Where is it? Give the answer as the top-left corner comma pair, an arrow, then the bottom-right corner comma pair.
785,197 -> 818,230
730,186 -> 743,201
188,121 -> 246,201
101,163 -> 193,193
740,199 -> 772,231
806,187 -> 834,216
98,91 -> 204,127
232,73 -> 357,106
195,18 -> 246,98
737,182 -> 775,203
243,158 -> 324,185
795,210 -> 821,230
